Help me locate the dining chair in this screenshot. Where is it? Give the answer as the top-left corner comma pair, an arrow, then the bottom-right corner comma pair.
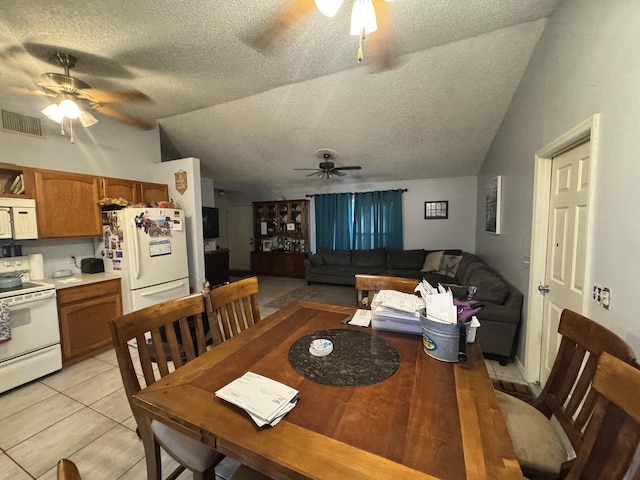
497,309 -> 635,480
57,459 -> 81,480
109,292 -> 224,480
354,274 -> 420,309
204,276 -> 261,343
554,351 -> 640,480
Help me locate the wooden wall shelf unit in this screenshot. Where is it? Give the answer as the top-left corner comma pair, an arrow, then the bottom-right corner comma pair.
0,163 -> 34,198
252,199 -> 309,278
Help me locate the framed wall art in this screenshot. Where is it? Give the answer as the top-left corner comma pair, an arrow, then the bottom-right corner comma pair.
485,176 -> 502,234
424,200 -> 448,219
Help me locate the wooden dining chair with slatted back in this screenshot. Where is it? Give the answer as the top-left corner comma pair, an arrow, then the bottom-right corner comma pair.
109,292 -> 224,480
57,459 -> 81,480
204,276 -> 261,342
497,309 -> 636,480
355,274 -> 420,309
552,351 -> 640,480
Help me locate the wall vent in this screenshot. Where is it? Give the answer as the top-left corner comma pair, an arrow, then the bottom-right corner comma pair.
1,110 -> 44,138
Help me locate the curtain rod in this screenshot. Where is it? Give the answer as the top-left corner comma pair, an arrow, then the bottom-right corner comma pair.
305,188 -> 407,198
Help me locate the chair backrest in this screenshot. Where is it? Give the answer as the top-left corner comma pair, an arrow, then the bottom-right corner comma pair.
109,292 -> 210,398
534,309 -> 635,454
57,459 -> 81,480
204,276 -> 261,342
564,352 -> 640,480
355,274 -> 420,309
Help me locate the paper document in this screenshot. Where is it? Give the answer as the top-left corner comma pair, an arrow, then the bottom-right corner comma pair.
349,309 -> 372,327
215,372 -> 299,427
424,292 -> 457,324
371,290 -> 423,315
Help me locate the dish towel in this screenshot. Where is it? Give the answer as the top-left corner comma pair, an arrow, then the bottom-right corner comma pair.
0,300 -> 11,344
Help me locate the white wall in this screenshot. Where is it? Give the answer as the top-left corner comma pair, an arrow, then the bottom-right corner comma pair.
156,157 -> 205,292
241,176 -> 478,253
476,0 -> 640,365
0,98 -> 161,276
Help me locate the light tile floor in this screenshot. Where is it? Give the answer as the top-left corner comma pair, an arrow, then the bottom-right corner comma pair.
0,276 -> 533,479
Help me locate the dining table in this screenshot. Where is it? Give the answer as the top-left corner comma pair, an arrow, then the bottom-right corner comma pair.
132,300 -> 523,480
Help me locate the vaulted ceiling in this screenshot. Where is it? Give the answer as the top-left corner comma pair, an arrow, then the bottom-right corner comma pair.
0,0 -> 560,192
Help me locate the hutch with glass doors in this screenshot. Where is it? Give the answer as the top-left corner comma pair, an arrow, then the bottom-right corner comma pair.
251,199 -> 310,278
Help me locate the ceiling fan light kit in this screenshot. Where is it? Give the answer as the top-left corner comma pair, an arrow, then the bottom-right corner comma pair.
293,149 -> 362,180
315,0 -> 344,17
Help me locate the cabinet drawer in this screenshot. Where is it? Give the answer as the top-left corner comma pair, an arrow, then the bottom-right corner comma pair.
57,279 -> 121,305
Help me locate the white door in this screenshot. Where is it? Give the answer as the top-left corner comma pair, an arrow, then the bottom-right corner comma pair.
539,140 -> 591,385
228,205 -> 253,271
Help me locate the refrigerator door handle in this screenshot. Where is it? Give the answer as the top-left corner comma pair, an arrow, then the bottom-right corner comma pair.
139,281 -> 187,297
131,218 -> 141,280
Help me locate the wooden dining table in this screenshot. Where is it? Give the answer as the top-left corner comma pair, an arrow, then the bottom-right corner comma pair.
132,301 -> 523,480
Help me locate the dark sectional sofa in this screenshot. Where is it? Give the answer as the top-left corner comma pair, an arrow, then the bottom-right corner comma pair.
304,248 -> 523,364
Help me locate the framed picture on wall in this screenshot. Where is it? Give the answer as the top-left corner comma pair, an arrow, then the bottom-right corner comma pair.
262,240 -> 273,252
424,200 -> 449,219
485,176 -> 502,234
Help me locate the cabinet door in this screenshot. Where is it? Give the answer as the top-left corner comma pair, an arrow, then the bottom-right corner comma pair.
101,177 -> 139,203
34,169 -> 102,238
138,182 -> 169,206
57,280 -> 123,365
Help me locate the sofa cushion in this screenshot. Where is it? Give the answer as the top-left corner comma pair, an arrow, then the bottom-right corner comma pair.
308,254 -> 324,267
437,254 -> 463,277
352,248 -> 387,267
387,249 -> 425,269
318,248 -> 352,266
421,250 -> 444,272
467,268 -> 509,304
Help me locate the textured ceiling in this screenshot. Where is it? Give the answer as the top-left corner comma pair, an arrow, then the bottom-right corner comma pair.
0,0 -> 560,192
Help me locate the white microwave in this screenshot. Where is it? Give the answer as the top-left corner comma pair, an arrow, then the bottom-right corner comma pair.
0,198 -> 38,240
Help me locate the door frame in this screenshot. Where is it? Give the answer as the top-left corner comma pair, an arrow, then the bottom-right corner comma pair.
523,114 -> 600,383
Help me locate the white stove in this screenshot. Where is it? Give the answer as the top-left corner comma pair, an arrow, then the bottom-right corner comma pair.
0,257 -> 61,393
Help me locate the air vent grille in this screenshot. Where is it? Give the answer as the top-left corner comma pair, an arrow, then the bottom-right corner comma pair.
1,110 -> 44,138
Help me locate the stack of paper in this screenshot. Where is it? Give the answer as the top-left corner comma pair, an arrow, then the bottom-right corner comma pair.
215,372 -> 299,427
370,290 -> 426,334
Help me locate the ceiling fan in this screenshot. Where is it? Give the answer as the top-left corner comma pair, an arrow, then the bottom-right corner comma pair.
247,0 -> 398,71
294,149 -> 362,179
12,52 -> 153,141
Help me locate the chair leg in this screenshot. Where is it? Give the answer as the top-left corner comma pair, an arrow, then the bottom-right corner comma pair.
135,413 -> 162,480
193,462 -> 217,480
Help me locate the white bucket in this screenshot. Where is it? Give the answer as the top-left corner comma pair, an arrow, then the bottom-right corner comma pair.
418,307 -> 469,363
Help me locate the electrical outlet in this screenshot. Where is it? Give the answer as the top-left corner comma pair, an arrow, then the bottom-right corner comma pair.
593,284 -> 603,304
602,287 -> 611,309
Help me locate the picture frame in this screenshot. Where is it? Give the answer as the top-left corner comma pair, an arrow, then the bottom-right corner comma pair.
424,200 -> 448,219
485,176 -> 502,234
262,240 -> 272,252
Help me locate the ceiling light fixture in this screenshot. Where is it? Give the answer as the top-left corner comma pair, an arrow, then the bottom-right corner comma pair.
41,96 -> 97,144
316,0 -> 393,63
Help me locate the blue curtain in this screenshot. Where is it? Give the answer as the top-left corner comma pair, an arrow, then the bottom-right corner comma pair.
352,190 -> 403,250
314,193 -> 353,249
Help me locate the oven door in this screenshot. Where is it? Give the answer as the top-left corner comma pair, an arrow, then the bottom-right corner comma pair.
0,289 -> 59,363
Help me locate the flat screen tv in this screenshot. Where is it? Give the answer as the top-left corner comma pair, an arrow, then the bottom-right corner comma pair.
202,206 -> 219,239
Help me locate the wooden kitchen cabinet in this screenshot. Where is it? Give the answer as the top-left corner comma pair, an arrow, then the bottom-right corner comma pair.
100,176 -> 139,203
0,162 -> 35,198
251,251 -> 307,278
137,181 -> 169,206
57,279 -> 123,365
34,169 -> 102,238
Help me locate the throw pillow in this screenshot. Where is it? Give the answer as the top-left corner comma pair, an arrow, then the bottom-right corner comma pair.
308,255 -> 324,267
438,255 -> 463,278
421,250 -> 444,272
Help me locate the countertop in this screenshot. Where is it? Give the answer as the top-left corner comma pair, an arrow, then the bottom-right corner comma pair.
45,272 -> 121,290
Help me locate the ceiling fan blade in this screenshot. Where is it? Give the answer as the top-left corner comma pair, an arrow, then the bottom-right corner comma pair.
245,0 -> 316,53
368,0 -> 400,72
333,170 -> 347,176
92,104 -> 154,130
333,166 -> 362,170
8,85 -> 56,97
293,168 -> 323,170
306,171 -> 322,177
77,88 -> 151,104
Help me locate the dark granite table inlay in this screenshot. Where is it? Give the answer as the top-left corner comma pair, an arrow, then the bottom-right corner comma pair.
288,328 -> 400,387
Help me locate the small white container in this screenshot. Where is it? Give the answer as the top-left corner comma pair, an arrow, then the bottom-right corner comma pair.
309,339 -> 333,357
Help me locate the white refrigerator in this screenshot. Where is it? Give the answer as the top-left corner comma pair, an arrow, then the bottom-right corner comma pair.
98,207 -> 190,314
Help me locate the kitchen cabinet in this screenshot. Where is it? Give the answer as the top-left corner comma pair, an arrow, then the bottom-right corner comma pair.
205,248 -> 230,287
0,162 -> 34,198
138,181 -> 169,206
34,169 -> 102,238
57,279 -> 123,365
252,199 -> 309,278
100,176 -> 139,203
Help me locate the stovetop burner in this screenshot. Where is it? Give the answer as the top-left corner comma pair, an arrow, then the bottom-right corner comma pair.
0,282 -> 44,293
0,281 -> 56,299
